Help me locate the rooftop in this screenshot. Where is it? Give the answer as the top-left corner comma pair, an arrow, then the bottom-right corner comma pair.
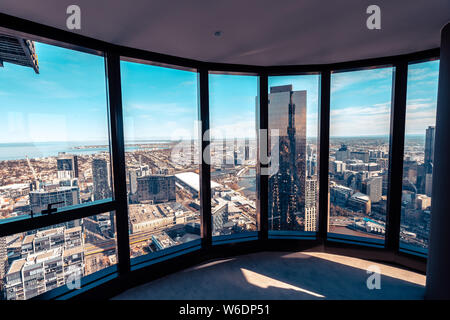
175,172 -> 221,193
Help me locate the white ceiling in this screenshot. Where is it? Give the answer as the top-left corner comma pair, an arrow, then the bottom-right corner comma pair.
1,0 -> 449,66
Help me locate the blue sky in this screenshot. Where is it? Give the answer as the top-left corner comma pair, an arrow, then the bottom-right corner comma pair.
330,61 -> 439,137
0,42 -> 109,143
0,41 -> 440,144
209,74 -> 257,139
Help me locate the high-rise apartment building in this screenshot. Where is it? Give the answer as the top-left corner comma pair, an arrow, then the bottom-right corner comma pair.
364,176 -> 383,203
305,178 -> 318,231
268,85 -> 307,231
0,236 -> 7,295
56,153 -> 79,180
3,226 -> 84,300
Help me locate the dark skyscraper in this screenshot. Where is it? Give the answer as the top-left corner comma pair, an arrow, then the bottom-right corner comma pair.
425,126 -> 435,168
267,85 -> 307,231
244,138 -> 250,161
92,159 -> 111,201
424,126 -> 435,196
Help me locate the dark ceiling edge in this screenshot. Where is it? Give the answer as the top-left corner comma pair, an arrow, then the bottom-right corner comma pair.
0,11 -> 441,74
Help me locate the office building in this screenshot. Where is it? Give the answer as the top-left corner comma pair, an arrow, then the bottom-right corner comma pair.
347,193 -> 371,215
135,175 -> 176,203
335,145 -> 350,161
92,158 -> 111,201
29,187 -> 80,214
268,85 -> 306,231
351,151 -> 370,163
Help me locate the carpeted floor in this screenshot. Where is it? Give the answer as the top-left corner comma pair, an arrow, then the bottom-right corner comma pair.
112,251 -> 426,300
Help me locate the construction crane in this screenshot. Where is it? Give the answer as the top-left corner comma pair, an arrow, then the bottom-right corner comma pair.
26,155 -> 40,189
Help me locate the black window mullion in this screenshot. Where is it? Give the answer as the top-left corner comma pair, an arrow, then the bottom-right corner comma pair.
105,51 -> 131,275
198,67 -> 212,247
257,72 -> 269,240
385,61 -> 408,251
0,200 -> 116,238
318,70 -> 331,241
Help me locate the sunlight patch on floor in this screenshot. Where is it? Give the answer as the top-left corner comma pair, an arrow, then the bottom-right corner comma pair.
240,268 -> 325,298
289,252 -> 426,286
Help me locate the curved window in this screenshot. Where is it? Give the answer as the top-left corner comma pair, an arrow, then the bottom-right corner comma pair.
400,60 -> 440,255
267,74 -> 320,236
208,73 -> 258,240
120,60 -> 201,260
328,67 -> 394,244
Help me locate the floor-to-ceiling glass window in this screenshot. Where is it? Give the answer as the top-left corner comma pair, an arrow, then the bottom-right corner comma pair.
208,73 -> 258,240
328,67 -> 394,244
267,74 -> 320,236
399,60 -> 440,256
121,60 -> 201,261
0,37 -> 116,300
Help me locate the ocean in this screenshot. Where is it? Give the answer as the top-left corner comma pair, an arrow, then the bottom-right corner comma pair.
0,140 -> 171,161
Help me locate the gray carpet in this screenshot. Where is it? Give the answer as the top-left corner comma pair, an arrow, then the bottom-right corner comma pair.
112,251 -> 425,300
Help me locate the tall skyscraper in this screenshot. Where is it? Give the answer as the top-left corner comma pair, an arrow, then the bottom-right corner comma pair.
222,139 -> 227,166
267,85 -> 306,231
244,138 -> 250,161
233,138 -> 239,166
425,126 -> 435,166
424,126 -> 435,196
57,153 -> 79,180
92,159 -> 111,201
